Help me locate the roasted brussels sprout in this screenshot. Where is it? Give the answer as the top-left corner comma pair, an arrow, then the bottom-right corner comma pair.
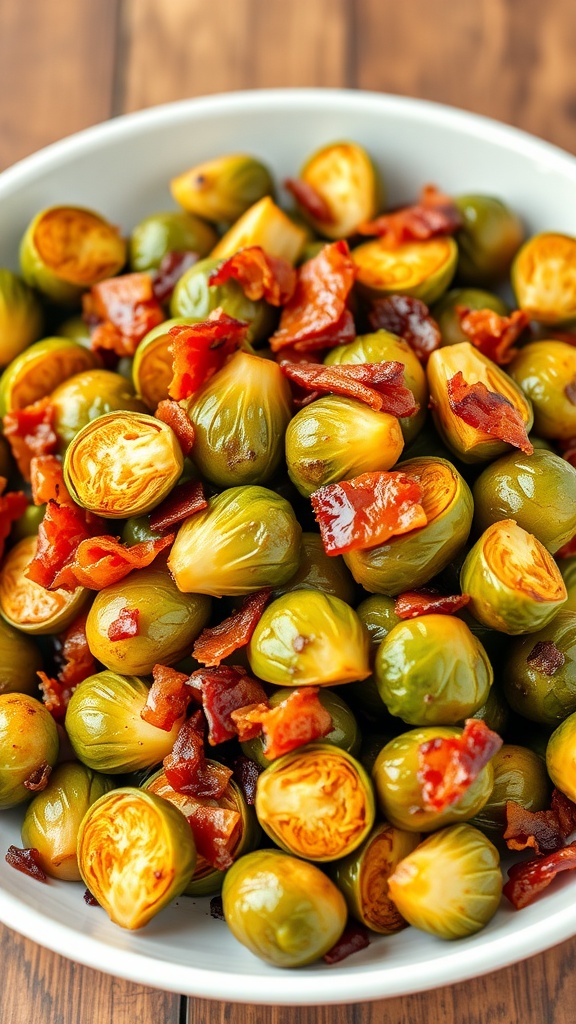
170,256 -> 275,344
512,232 -> 576,323
77,787 -> 196,929
255,744 -> 375,860
294,141 -> 379,239
0,268 -> 43,367
468,682 -> 510,736
546,712 -> 576,801
51,369 -> 147,451
21,763 -> 113,879
210,197 -> 306,263
454,194 -> 524,286
222,849 -> 347,967
0,536 -> 88,635
470,744 -> 550,846
356,594 -> 401,649
275,532 -> 356,605
432,287 -> 508,347
0,336 -> 99,419
247,589 -> 370,687
171,154 -> 274,224
352,237 -> 458,305
129,211 -> 217,271
168,486 -> 301,597
131,317 -> 194,409
460,520 -> 567,635
388,824 -> 502,938
503,611 -> 576,725
508,341 -> 576,441
0,693 -> 59,809
0,618 -> 42,696
560,558 -> 576,614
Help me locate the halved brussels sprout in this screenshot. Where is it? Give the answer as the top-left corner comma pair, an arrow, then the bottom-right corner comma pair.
546,712 -> 576,801
508,341 -> 576,441
64,411 -> 183,517
51,369 -> 147,451
295,141 -> 379,239
470,744 -> 550,846
210,197 -> 306,263
77,787 -> 196,929
352,237 -> 457,305
132,317 -> 194,409
0,536 -> 88,635
274,532 -> 356,605
432,287 -> 508,347
170,256 -> 276,344
512,232 -> 576,323
0,336 -> 99,419
247,589 -> 370,687
255,744 -> 375,860
21,763 -> 113,880
455,195 -> 524,286
168,486 -> 301,597
503,611 -> 576,725
388,824 -> 502,939
65,671 -> 185,773
171,154 -> 274,224
129,211 -> 218,271
460,520 -> 567,635
222,849 -> 347,968
0,268 -> 43,367
0,618 -> 42,695
20,205 -> 126,305
0,693 -> 59,809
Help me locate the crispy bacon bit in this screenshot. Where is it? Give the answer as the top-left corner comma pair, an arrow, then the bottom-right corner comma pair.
447,371 -> 534,455
0,478 -> 27,562
154,400 -> 196,456
233,755 -> 262,805
23,761 -> 52,792
417,719 -> 503,812
231,702 -> 269,742
527,641 -> 565,675
368,295 -> 441,364
503,843 -> 576,910
30,455 -> 73,506
311,471 -> 427,556
52,532 -> 174,591
189,666 -> 269,746
107,607 -> 140,642
56,612 -> 97,689
3,398 -> 57,481
83,273 -> 165,357
84,889 -> 100,906
209,895 -> 225,920
5,846 -> 47,883
141,664 -> 191,731
152,251 -> 199,305
456,306 -> 529,365
269,241 -> 356,353
37,673 -> 74,724
504,790 -> 576,856
209,246 -> 297,306
557,535 -> 576,559
323,923 -> 370,964
358,184 -> 462,245
231,687 -> 333,760
26,501 -> 102,591
168,309 -> 249,401
394,589 -> 470,619
551,788 -> 576,837
280,360 -> 417,416
193,589 -> 271,667
284,177 -> 334,224
565,378 -> 576,406
149,480 -> 208,533
186,804 -> 241,871
164,711 -> 232,798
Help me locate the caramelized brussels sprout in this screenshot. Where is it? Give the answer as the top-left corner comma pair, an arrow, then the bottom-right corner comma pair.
508,341 -> 576,441
0,618 -> 42,696
132,317 -> 194,409
352,237 -> 457,305
171,154 -> 274,224
21,763 -> 113,880
388,824 -> 502,938
0,336 -> 99,419
210,197 -> 306,263
51,369 -> 147,451
170,256 -> 275,344
454,194 -> 524,286
255,744 -> 375,860
295,141 -> 379,239
0,536 -> 88,635
20,205 -> 126,305
512,232 -> 576,323
546,712 -> 576,801
77,787 -> 196,929
65,671 -> 184,773
470,744 -> 550,846
460,520 -> 567,635
0,694 -> 59,809
275,532 -> 356,605
247,589 -> 370,687
168,486 -> 301,597
432,287 -> 508,347
222,849 -> 347,967
503,611 -> 576,725
0,268 -> 43,367
64,411 -> 183,517
129,211 -> 217,271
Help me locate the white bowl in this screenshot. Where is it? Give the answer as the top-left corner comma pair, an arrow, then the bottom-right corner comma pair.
1,88 -> 576,1005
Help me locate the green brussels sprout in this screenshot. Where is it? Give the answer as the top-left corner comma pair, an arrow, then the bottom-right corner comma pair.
295,141 -> 380,239
171,154 -> 274,224
454,194 -> 524,286
546,712 -> 576,801
64,411 -> 183,517
11,503 -> 46,543
120,515 -> 165,546
560,558 -> 576,614
469,744 -> 551,846
456,606 -> 508,664
65,671 -> 185,773
168,486 -> 301,597
274,532 -> 356,605
0,618 -> 42,696
247,589 -> 370,687
468,682 -> 510,736
85,566 -> 211,675
222,849 -> 347,968
0,268 -> 43,367
187,351 -> 292,487
375,614 -> 493,726
352,236 -> 458,305
324,329 -> 428,444
211,197 -> 306,263
56,315 -> 92,346
19,205 -> 126,306
77,787 -> 196,929
427,342 -> 533,463
344,457 -> 473,595
472,450 -> 576,554
387,824 -> 502,939
51,369 -> 147,451
503,611 -> 576,725
356,594 -> 401,649
512,232 -> 576,323
341,674 -> 391,724
21,763 -> 113,880
357,730 -> 401,774
255,744 -> 375,861
508,341 -> 576,441
431,287 -> 508,347
129,211 -> 218,271
0,336 -> 99,419
0,693 -> 59,809
0,536 -> 88,635
170,257 -> 275,344
331,822 -> 420,934
285,396 -> 404,498
131,317 -> 195,409
460,520 -> 567,635
372,727 -> 494,832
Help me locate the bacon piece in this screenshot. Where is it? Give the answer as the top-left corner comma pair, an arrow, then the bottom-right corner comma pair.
504,843 -> 576,910
23,761 -> 52,792
3,398 -> 57,481
557,535 -> 576,559
141,664 -> 191,731
280,360 -> 417,416
83,272 -> 165,357
231,687 -> 333,760
394,589 -> 470,619
0,478 -> 27,562
186,803 -> 241,871
25,501 -> 102,590
233,755 -> 262,806
54,611 -> 96,691
368,295 -> 441,364
107,607 -> 140,642
417,719 -> 503,812
53,532 -> 174,591
504,790 -> 576,856
209,246 -> 297,306
447,371 -> 534,455
551,788 -> 576,837
5,846 -> 47,883
189,666 -> 269,746
527,641 -> 565,675
323,923 -> 370,964
456,306 -> 529,365
209,895 -> 225,920
269,241 -> 356,352
192,589 -> 271,667
152,251 -> 198,304
163,711 -> 233,798
84,889 -> 100,906
358,184 -> 462,244
149,480 -> 208,533
284,178 -> 334,224
37,672 -> 75,724
154,400 -> 196,456
311,471 -> 427,556
30,455 -> 74,506
168,309 -> 249,401
566,378 -> 576,406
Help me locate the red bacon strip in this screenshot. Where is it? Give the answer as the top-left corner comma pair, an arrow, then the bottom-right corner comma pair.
168,309 -> 249,400
23,761 -> 52,792
504,790 -> 576,856
192,589 -> 271,667
504,843 -> 576,910
209,246 -> 296,306
37,613 -> 96,722
5,846 -> 47,883
152,251 -> 198,305
456,306 -> 529,365
37,673 -> 73,724
447,371 -> 534,455
149,479 -> 208,533
417,719 -> 503,812
188,666 -> 269,746
30,455 -> 74,506
323,923 -> 370,964
25,501 -> 102,590
0,477 -> 27,562
163,711 -> 232,798
3,398 -> 57,481
358,184 -> 462,245
83,272 -> 165,357
368,295 -> 441,364
284,177 -> 334,224
53,533 -> 174,591
394,589 -> 470,619
107,607 -> 140,642
280,360 -> 417,416
141,664 -> 191,731
186,804 -> 241,871
154,400 -> 196,456
269,241 -> 356,352
231,687 -> 333,760
232,755 -> 262,806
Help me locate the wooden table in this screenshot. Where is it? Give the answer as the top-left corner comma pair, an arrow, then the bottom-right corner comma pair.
1,1 -> 575,1020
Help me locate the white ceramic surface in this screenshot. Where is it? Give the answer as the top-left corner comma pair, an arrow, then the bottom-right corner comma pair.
1,89 -> 576,1005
